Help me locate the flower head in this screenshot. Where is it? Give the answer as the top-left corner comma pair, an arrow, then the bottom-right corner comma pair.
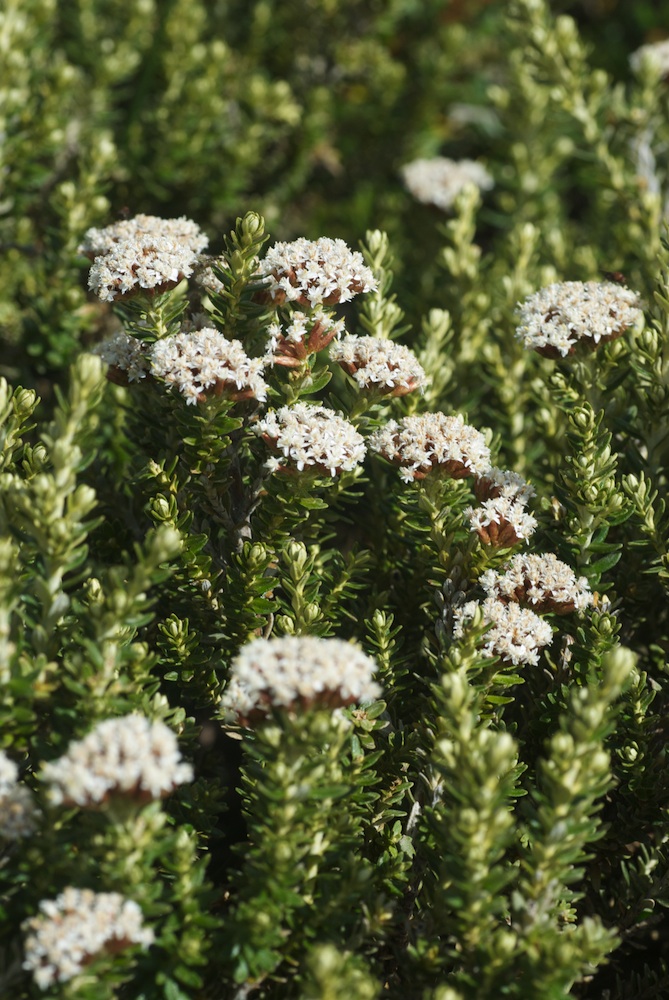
401,157 -> 493,211
78,214 -> 208,258
480,552 -> 593,614
465,496 -> 538,547
255,403 -> 366,477
265,308 -> 345,367
0,749 -> 19,789
473,467 -> 535,504
0,750 -> 39,840
194,260 -> 225,295
88,236 -> 198,302
41,715 -> 193,808
515,281 -> 643,358
453,597 -> 553,666
22,888 -> 154,990
150,328 -> 267,404
92,331 -> 149,385
221,636 -> 382,726
257,237 -> 377,307
368,412 -> 491,482
329,335 -> 428,397
630,38 -> 669,78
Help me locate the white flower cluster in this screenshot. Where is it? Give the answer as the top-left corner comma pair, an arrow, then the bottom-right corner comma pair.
401,157 -> 493,211
41,715 -> 193,808
630,38 -> 669,77
221,635 -> 382,725
265,308 -> 345,363
453,598 -> 553,666
255,403 -> 366,476
0,750 -> 39,840
150,328 -> 267,405
88,235 -> 199,302
466,466 -> 537,546
93,331 -> 149,383
465,496 -> 538,546
515,281 -> 643,358
0,749 -> 18,786
480,553 -> 593,614
369,412 -> 491,483
195,260 -> 225,295
474,467 -> 535,505
329,335 -> 428,396
78,214 -> 209,257
257,237 -> 377,307
22,888 -> 154,990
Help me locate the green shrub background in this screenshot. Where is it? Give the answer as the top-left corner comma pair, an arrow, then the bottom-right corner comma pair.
4,0 -> 669,997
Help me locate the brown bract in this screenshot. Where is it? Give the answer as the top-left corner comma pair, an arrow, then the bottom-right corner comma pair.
473,519 -> 526,547
234,689 -> 363,728
271,318 -> 338,365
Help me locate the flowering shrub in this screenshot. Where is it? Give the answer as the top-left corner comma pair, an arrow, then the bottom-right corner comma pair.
4,1 -> 669,998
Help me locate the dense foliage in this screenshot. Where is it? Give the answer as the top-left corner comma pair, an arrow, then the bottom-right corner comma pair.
4,1 -> 669,997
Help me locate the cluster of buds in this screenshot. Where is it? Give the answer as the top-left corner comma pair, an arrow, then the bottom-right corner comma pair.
465,467 -> 537,547
265,309 -> 345,368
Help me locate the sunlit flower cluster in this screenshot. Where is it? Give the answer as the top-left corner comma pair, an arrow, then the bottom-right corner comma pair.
78,214 -> 209,258
630,38 -> 669,78
0,750 -> 19,787
265,308 -> 345,366
466,467 -> 537,546
0,750 -> 39,840
453,597 -> 553,666
88,235 -> 198,302
255,403 -> 366,476
257,237 -> 377,307
480,552 -> 593,614
93,331 -> 149,385
515,281 -> 643,358
473,467 -> 535,505
221,636 -> 382,726
465,496 -> 538,547
329,335 -> 428,397
41,715 -> 193,808
150,328 -> 267,404
401,157 -> 493,211
194,258 -> 225,295
22,888 -> 154,989
369,412 -> 491,483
